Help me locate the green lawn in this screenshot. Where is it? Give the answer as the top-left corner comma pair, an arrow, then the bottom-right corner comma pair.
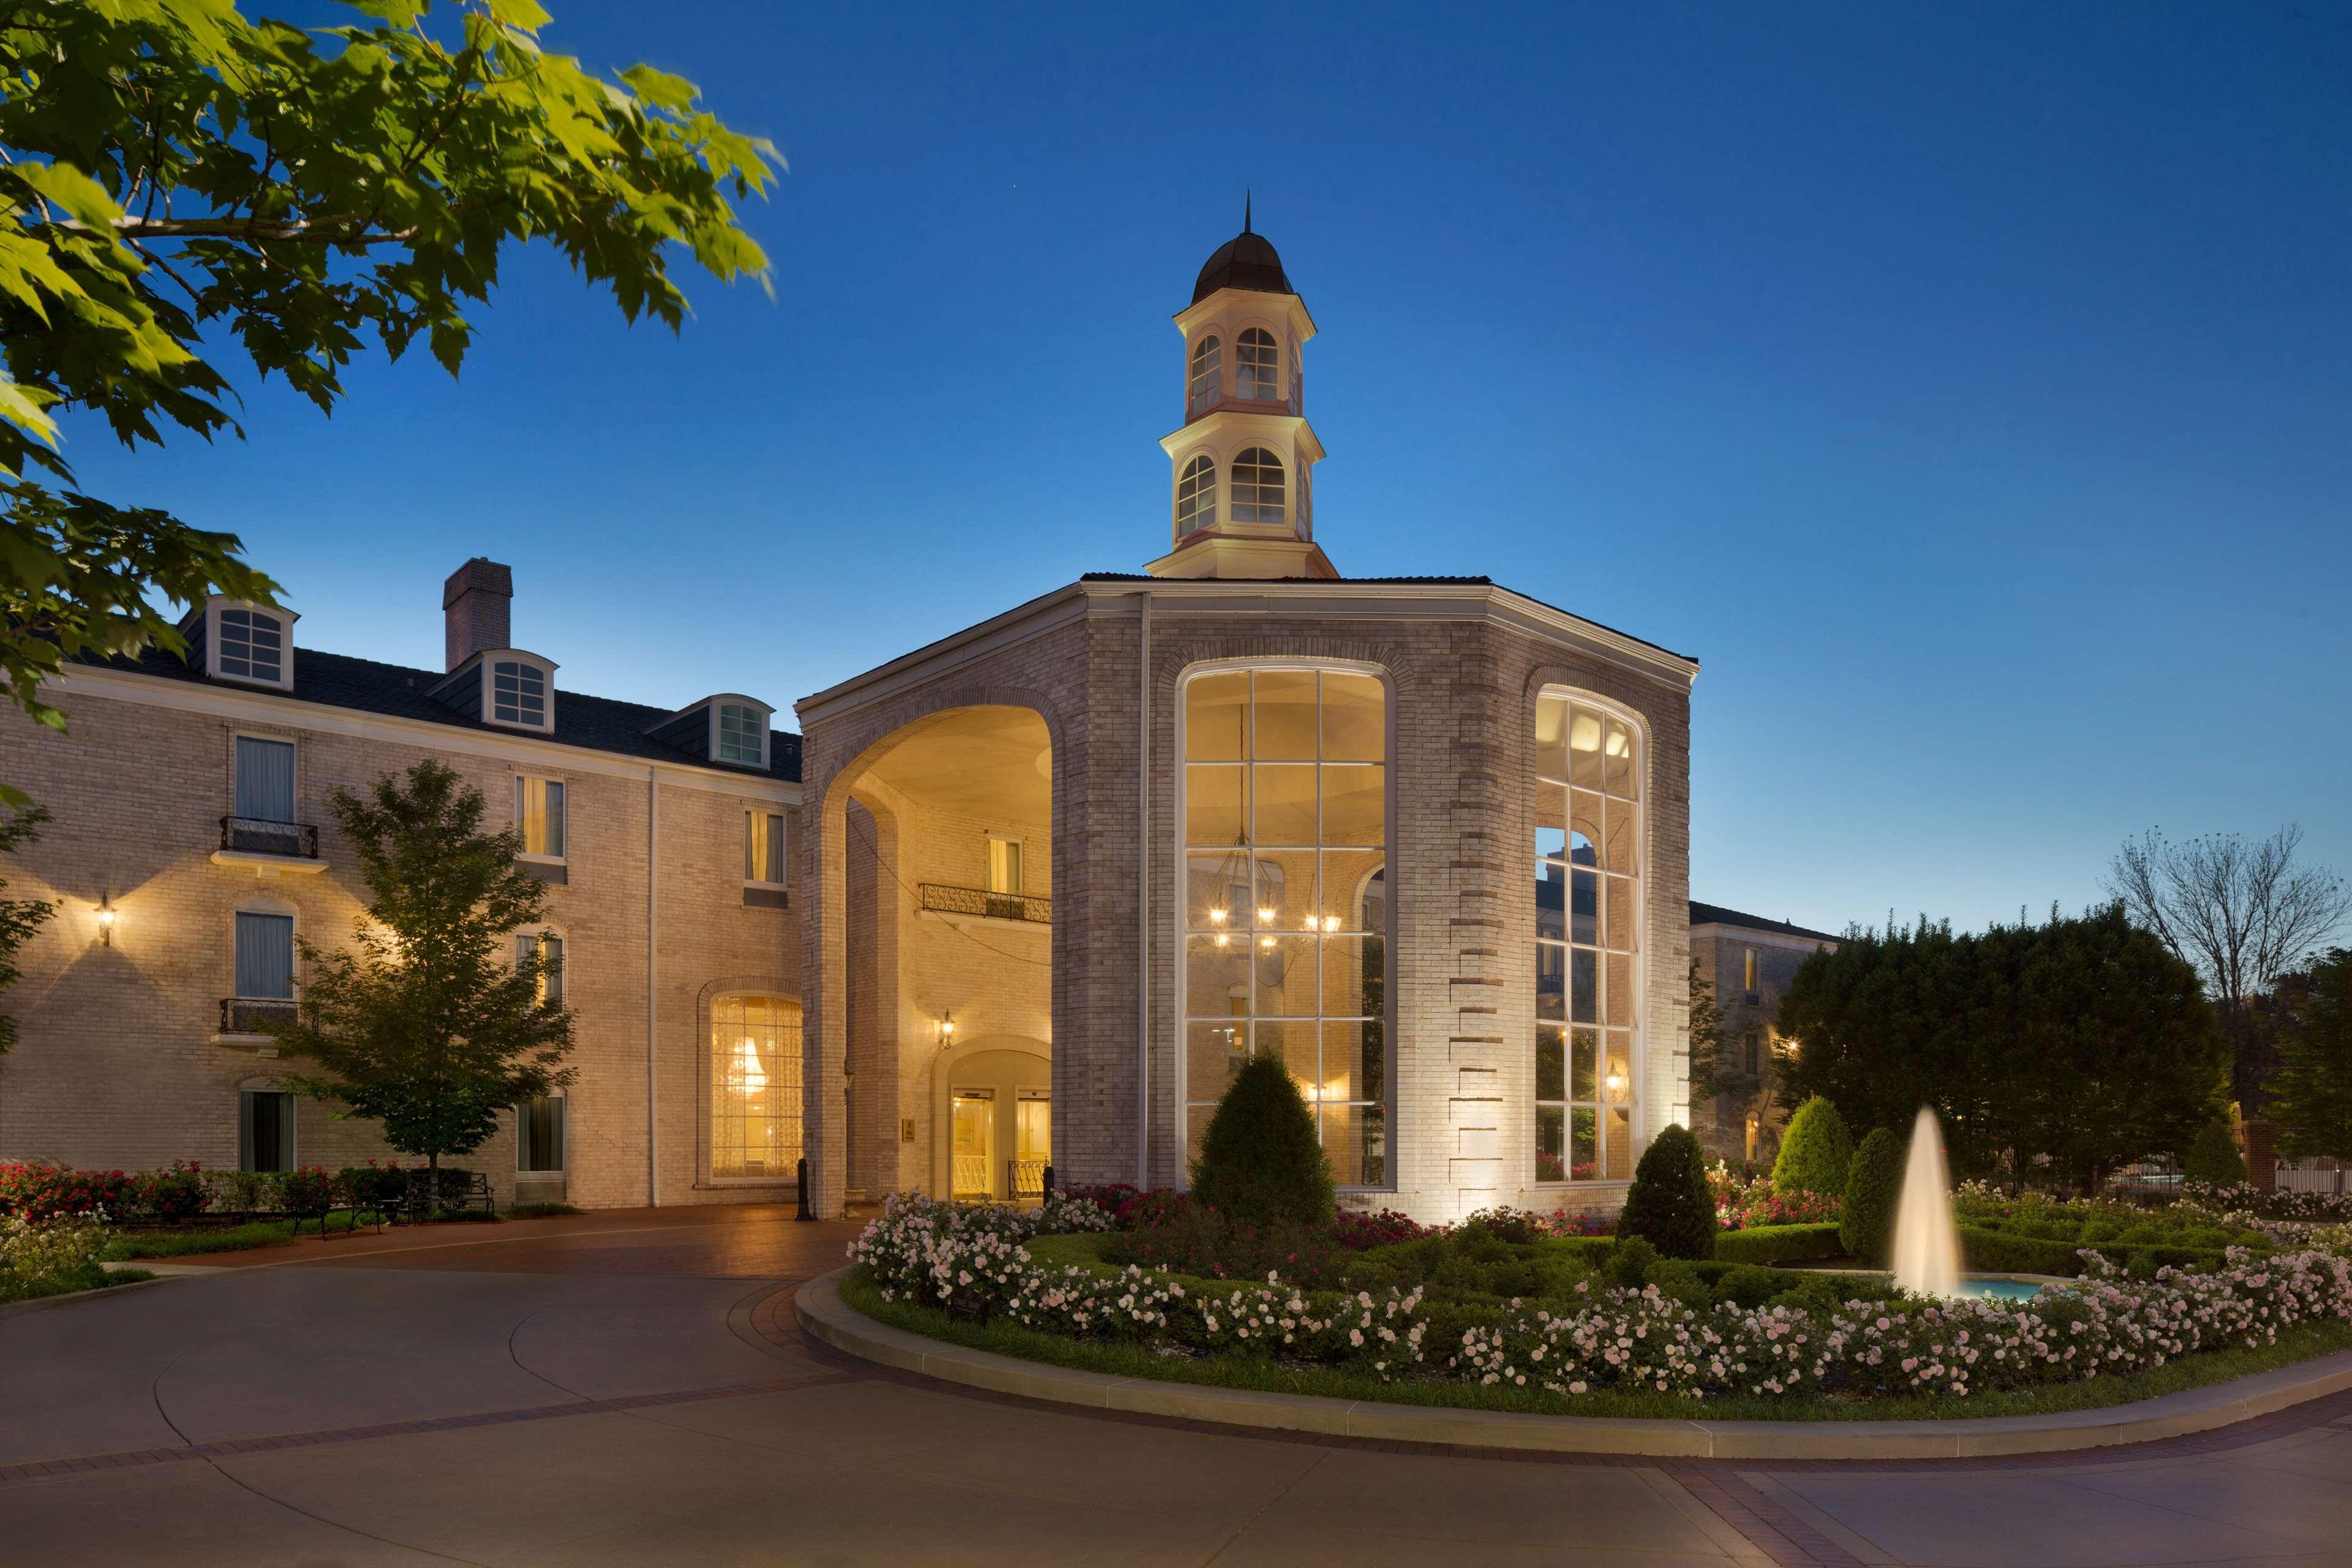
101,1213 -> 386,1259
839,1265 -> 2352,1425
1,1263 -> 157,1306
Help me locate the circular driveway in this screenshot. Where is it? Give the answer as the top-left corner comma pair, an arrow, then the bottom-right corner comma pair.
4,1207 -> 2350,1567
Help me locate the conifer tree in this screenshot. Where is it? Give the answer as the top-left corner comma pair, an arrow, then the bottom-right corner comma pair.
1190,1054 -> 1335,1227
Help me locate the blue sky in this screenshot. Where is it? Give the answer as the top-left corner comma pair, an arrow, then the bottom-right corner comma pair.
61,2 -> 2352,937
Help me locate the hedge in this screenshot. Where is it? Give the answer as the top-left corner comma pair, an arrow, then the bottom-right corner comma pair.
1958,1226 -> 2242,1278
1713,1222 -> 1844,1266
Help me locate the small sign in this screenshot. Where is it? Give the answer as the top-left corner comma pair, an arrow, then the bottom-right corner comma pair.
901,1118 -> 916,1143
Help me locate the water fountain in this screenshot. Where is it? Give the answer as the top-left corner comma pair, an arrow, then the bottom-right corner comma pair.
1890,1106 -> 1962,1298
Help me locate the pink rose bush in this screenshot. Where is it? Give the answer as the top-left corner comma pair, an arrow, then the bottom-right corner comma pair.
851,1193 -> 2352,1405
1708,1161 -> 1841,1231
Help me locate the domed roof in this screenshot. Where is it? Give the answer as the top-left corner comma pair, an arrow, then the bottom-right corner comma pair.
1192,227 -> 1297,304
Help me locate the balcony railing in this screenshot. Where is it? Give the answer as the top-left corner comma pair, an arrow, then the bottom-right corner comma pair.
918,882 -> 1050,926
220,816 -> 319,859
221,997 -> 298,1036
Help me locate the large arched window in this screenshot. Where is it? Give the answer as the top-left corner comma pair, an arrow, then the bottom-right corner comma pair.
1236,328 -> 1279,401
1230,447 -> 1285,525
1182,667 -> 1389,1185
1532,693 -> 1642,1184
1174,454 -> 1216,536
710,993 -> 802,1180
1188,335 -> 1222,412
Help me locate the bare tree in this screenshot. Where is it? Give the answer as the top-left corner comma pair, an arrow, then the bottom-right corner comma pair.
2106,826 -> 2352,1109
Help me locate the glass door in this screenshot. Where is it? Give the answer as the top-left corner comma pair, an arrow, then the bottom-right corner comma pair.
1012,1091 -> 1050,1199
951,1089 -> 995,1200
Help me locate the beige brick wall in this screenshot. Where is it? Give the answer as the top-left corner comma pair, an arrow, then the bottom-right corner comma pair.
1,676 -> 797,1209
795,583 -> 1694,1225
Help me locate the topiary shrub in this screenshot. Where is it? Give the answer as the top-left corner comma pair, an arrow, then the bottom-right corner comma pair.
2181,1120 -> 2245,1186
1839,1127 -> 1904,1264
1606,1235 -> 1658,1289
1773,1096 -> 1854,1198
1618,1124 -> 1717,1260
1714,1263 -> 1783,1310
1188,1054 -> 1335,1227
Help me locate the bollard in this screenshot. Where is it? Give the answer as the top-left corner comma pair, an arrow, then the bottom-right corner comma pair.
795,1156 -> 814,1221
1042,1164 -> 1055,1200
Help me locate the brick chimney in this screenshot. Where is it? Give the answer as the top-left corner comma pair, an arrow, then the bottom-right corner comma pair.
442,558 -> 514,672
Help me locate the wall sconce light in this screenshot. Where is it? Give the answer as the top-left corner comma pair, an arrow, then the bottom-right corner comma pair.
1604,1068 -> 1629,1104
937,1012 -> 956,1047
95,893 -> 117,948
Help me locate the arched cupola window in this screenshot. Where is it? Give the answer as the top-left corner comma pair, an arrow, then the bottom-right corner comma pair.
1236,328 -> 1279,401
1231,447 -> 1286,526
1175,454 -> 1217,536
1188,336 -> 1222,413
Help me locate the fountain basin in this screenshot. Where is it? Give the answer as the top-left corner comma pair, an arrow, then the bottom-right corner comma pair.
1948,1275 -> 2048,1302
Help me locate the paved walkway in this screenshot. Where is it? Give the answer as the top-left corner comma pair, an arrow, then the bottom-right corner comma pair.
6,1207 -> 2350,1566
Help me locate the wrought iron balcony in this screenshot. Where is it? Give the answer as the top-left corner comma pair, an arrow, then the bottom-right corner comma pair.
220,997 -> 298,1036
918,882 -> 1050,926
219,816 -> 319,859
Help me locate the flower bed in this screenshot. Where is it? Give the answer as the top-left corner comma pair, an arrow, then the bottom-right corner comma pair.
1708,1163 -> 1842,1231
848,1191 -> 2352,1410
1,1210 -> 117,1304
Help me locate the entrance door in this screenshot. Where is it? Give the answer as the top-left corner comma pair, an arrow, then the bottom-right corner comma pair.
1012,1090 -> 1050,1199
951,1089 -> 995,1200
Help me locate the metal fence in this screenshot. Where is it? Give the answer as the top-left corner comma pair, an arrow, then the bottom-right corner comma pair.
918,882 -> 1052,925
2277,1161 -> 2349,1196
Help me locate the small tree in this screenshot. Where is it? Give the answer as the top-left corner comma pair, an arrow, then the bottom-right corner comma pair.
2108,826 -> 2351,1110
2180,1120 -> 2246,1186
1839,1128 -> 1903,1264
274,762 -> 573,1194
1773,1095 -> 1853,1197
0,805 -> 56,1054
1618,1125 -> 1716,1261
1189,1054 -> 1334,1227
2269,949 -> 2352,1166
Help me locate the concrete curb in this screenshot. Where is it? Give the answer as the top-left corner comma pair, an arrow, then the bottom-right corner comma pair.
0,1273 -> 178,1322
794,1267 -> 2352,1460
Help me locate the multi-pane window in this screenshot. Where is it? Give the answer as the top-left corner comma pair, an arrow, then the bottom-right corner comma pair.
518,932 -> 564,1006
518,1095 -> 565,1173
233,737 -> 296,823
718,703 -> 766,765
234,911 -> 294,1000
711,994 -> 802,1179
492,660 -> 548,728
1183,668 -> 1389,1184
1236,328 -> 1279,400
218,608 -> 285,684
1533,694 -> 1641,1183
745,811 -> 785,886
1188,335 -> 1223,411
1230,447 -> 1285,525
516,777 -> 565,860
1175,454 -> 1216,535
987,835 -> 1023,895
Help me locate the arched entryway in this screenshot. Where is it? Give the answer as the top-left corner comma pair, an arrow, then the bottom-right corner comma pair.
804,702 -> 1055,1213
935,1036 -> 1052,1202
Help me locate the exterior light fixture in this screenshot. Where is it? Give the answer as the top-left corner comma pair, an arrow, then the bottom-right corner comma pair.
937,1013 -> 956,1047
1604,1068 -> 1629,1104
96,894 -> 117,947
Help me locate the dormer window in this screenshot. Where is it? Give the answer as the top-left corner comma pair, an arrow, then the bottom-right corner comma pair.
186,598 -> 298,691
718,703 -> 766,766
492,660 -> 548,728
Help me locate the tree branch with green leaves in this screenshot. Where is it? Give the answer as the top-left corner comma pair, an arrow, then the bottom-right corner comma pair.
1,0 -> 778,802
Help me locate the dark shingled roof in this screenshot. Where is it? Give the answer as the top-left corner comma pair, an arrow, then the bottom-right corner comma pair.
1689,901 -> 1841,944
84,646 -> 802,782
1079,574 -> 1697,665
1193,228 -> 1297,304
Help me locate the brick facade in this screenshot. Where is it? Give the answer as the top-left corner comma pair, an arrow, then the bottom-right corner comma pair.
1689,914 -> 1841,1166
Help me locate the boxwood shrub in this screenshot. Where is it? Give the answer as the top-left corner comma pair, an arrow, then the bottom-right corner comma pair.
1713,1221 -> 1844,1266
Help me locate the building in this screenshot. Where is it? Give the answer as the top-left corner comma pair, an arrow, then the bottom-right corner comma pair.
3,220 -> 1699,1224
1687,902 -> 1841,1166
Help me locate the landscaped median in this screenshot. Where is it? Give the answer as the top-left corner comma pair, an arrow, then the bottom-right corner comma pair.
812,1191 -> 2352,1455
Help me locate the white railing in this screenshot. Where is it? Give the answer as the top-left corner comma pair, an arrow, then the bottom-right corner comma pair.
2276,1161 -> 2349,1195
1009,1159 -> 1047,1199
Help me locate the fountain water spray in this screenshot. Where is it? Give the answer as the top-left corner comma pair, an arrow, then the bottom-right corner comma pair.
1890,1106 -> 1962,1297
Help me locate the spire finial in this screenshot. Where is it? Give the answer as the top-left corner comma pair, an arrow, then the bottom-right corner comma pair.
1243,190 -> 1252,234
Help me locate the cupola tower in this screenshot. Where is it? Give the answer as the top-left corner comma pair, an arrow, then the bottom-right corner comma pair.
1145,205 -> 1336,579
